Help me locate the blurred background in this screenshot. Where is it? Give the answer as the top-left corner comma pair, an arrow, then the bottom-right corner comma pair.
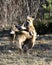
0,0 -> 52,34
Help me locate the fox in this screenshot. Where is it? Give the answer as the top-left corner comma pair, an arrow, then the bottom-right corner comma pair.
22,16 -> 37,48
10,16 -> 37,51
10,23 -> 32,50
15,30 -> 32,50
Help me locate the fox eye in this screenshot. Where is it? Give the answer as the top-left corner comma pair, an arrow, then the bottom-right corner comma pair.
27,19 -> 30,21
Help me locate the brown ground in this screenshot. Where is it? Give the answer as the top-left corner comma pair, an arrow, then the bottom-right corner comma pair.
0,34 -> 52,65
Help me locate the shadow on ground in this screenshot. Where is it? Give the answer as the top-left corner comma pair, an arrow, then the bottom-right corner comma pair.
0,43 -> 52,51
37,34 -> 52,40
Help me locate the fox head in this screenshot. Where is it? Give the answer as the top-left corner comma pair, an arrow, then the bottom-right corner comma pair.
27,16 -> 34,23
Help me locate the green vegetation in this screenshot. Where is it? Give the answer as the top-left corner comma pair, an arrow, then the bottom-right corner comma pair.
34,0 -> 52,34
35,21 -> 52,34
0,0 -> 52,34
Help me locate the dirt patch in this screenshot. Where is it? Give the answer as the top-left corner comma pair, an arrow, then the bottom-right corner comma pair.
0,34 -> 52,65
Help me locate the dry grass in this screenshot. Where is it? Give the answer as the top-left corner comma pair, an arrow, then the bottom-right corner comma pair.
0,34 -> 52,65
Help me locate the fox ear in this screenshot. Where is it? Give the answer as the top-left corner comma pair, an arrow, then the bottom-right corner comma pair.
27,16 -> 30,19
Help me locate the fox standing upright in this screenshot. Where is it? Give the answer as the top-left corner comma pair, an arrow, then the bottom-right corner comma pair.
22,16 -> 37,48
